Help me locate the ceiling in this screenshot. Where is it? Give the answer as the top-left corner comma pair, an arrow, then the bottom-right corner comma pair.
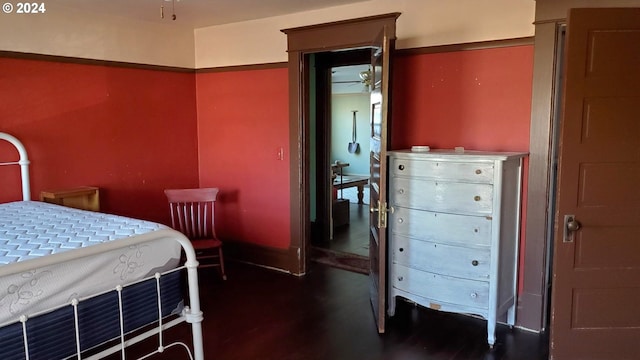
57,0 -> 370,29
332,64 -> 371,95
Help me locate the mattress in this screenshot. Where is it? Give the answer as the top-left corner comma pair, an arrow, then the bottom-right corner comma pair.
0,201 -> 182,326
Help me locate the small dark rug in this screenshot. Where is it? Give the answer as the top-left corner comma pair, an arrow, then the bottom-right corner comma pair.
311,247 -> 369,275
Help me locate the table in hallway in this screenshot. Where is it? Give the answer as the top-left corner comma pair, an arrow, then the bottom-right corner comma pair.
333,175 -> 368,204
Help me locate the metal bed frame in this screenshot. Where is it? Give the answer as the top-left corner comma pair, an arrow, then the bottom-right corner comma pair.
0,132 -> 205,360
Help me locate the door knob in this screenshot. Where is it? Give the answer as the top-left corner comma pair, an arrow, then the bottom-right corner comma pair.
563,215 -> 581,243
567,218 -> 581,231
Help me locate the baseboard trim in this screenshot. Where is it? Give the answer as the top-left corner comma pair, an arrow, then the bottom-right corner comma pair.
223,240 -> 297,274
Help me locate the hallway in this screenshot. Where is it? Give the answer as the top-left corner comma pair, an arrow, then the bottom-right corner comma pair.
311,186 -> 370,273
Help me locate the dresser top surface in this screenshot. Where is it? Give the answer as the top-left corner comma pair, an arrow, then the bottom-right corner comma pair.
388,149 -> 528,161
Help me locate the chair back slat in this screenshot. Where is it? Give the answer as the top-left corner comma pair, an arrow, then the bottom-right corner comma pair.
164,188 -> 219,240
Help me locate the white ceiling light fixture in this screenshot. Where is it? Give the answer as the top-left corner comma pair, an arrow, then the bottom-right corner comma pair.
359,69 -> 372,93
160,0 -> 178,21
331,65 -> 373,94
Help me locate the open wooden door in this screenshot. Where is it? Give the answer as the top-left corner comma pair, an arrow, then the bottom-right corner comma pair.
550,8 -> 640,359
368,26 -> 393,334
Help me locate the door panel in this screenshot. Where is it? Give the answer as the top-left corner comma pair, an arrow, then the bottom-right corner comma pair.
550,8 -> 640,359
577,162 -> 639,207
369,26 -> 393,334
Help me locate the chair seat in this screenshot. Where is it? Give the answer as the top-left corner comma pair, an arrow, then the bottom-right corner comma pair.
192,238 -> 222,249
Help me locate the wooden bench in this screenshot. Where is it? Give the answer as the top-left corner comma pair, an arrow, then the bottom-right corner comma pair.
333,175 -> 368,204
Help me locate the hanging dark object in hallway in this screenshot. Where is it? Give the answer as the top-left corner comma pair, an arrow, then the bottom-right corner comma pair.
160,0 -> 177,21
348,110 -> 360,154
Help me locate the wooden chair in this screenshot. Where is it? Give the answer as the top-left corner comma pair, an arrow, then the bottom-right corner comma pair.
164,188 -> 226,280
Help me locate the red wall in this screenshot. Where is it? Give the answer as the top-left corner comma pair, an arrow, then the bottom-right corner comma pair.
196,68 -> 291,249
1,45 -> 533,265
391,45 -> 534,291
0,57 -> 200,224
391,46 -> 533,152
193,45 -> 533,257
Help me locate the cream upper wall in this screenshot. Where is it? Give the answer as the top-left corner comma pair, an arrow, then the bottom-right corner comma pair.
195,0 -> 535,68
0,0 -> 534,68
0,3 -> 195,68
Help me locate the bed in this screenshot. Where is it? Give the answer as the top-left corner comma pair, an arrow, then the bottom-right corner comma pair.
0,132 -> 205,360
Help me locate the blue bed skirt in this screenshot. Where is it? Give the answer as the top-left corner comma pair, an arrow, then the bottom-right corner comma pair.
0,271 -> 184,360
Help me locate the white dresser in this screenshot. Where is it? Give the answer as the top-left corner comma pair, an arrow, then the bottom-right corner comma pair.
387,149 -> 526,347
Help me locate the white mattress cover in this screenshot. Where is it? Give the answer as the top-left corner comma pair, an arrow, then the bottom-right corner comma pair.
0,201 -> 182,326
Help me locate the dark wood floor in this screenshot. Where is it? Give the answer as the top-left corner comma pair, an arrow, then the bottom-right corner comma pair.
123,262 -> 549,360
314,201 -> 370,257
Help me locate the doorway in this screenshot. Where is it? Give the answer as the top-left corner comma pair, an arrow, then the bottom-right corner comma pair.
308,50 -> 372,273
281,13 -> 400,276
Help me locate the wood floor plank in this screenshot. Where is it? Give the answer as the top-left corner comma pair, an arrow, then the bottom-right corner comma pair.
120,262 -> 548,360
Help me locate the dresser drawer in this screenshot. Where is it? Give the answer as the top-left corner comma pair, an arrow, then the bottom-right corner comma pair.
391,158 -> 494,183
390,207 -> 491,247
392,264 -> 489,309
391,177 -> 493,215
392,235 -> 490,279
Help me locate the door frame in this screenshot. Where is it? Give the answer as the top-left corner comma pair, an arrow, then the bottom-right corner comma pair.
524,0 -> 640,332
281,13 -> 400,275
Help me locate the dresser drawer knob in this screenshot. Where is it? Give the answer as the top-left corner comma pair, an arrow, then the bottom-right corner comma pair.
470,292 -> 478,299
398,164 -> 405,171
399,247 -> 404,252
397,218 -> 404,223
397,276 -> 404,281
472,260 -> 479,266
474,195 -> 481,201
398,188 -> 405,194
475,169 -> 482,175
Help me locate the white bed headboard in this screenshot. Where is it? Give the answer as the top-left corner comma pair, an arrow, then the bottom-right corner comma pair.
0,132 -> 31,201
